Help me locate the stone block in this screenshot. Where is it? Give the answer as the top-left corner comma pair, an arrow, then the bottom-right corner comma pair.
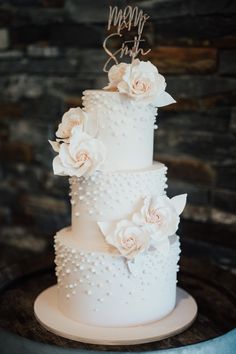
50,24 -> 104,48
154,15 -> 236,42
230,108 -> 236,132
211,208 -> 236,227
190,0 -> 236,15
219,50 -> 236,75
8,120 -> 49,148
20,194 -> 68,215
181,219 -> 236,249
22,95 -> 63,121
158,109 -> 230,133
154,130 -> 236,165
4,75 -> 44,100
1,164 -> 65,202
0,225 -> 47,253
146,47 -> 217,74
40,170 -> 68,197
213,189 -> 236,214
162,98 -> 198,112
18,192 -> 70,232
138,0 -> 235,18
211,35 -> 236,49
9,7 -> 65,27
0,28 -> 9,49
27,44 -> 60,57
10,25 -> 49,45
36,212 -> 69,234
166,76 -> 236,98
132,0 -> 190,20
215,165 -> 236,190
0,8 -> 13,27
47,76 -> 95,97
0,206 -> 11,225
182,204 -> 211,223
167,180 -> 210,205
156,154 -> 215,185
0,102 -> 22,120
77,49 -> 108,73
0,57 -> 82,75
0,184 -> 16,207
200,91 -> 236,109
65,0 -> 127,23
0,122 -> 9,140
7,0 -> 41,6
42,0 -> 65,7
0,142 -> 33,162
0,50 -> 23,58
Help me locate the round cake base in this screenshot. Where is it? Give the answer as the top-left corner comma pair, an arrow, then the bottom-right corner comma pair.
34,286 -> 197,345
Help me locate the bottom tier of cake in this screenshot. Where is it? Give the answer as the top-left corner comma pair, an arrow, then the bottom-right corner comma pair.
54,228 -> 181,327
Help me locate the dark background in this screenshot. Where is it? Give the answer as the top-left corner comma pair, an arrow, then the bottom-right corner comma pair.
0,0 -> 235,262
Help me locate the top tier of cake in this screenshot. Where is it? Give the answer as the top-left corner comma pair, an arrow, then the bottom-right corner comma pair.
82,90 -> 157,171
50,60 -> 176,180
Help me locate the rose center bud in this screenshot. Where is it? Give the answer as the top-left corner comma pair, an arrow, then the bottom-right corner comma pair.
147,208 -> 163,224
122,236 -> 135,249
77,152 -> 89,165
133,80 -> 145,92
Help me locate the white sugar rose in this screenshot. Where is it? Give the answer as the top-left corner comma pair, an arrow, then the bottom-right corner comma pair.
133,194 -> 187,246
56,107 -> 87,142
104,62 -> 129,90
104,59 -> 176,107
52,125 -> 106,177
98,220 -> 150,260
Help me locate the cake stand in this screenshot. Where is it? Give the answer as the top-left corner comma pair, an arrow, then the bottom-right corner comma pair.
34,286 -> 197,345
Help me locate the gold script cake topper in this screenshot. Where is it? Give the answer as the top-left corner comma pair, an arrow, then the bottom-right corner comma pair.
103,6 -> 151,72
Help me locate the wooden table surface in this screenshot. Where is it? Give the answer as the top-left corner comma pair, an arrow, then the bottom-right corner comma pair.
0,246 -> 236,352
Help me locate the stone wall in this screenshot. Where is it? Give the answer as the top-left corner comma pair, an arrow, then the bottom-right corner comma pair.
0,0 -> 235,246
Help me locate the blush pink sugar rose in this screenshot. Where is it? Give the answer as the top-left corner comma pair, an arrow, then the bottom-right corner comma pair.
104,59 -> 176,107
52,125 -> 106,178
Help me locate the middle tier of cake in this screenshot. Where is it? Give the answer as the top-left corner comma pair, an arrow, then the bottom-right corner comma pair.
69,162 -> 167,248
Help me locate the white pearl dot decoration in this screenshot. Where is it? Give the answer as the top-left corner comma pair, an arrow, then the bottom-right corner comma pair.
81,90 -> 157,171
50,87 -> 186,326
54,232 -> 181,318
70,163 -> 167,228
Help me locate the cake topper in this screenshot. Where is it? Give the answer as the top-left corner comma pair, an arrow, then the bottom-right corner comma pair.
103,6 -> 151,72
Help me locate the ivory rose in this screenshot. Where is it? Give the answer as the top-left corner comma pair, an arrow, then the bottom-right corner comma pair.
56,107 -> 87,142
104,59 -> 176,107
104,62 -> 129,90
97,194 -> 186,259
98,220 -> 150,260
133,194 -> 187,246
52,125 -> 106,178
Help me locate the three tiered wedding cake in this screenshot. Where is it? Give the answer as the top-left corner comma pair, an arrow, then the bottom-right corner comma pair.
49,59 -> 187,327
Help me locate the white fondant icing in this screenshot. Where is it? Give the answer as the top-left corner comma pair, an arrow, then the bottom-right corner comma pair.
54,230 -> 180,327
70,162 -> 167,227
82,90 -> 157,171
68,163 -> 167,252
48,61 -> 186,329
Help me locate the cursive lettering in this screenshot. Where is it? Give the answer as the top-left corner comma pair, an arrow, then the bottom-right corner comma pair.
107,6 -> 150,35
103,33 -> 151,72
103,6 -> 151,72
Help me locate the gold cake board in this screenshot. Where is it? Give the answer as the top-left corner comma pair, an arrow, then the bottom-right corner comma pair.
34,286 -> 197,345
